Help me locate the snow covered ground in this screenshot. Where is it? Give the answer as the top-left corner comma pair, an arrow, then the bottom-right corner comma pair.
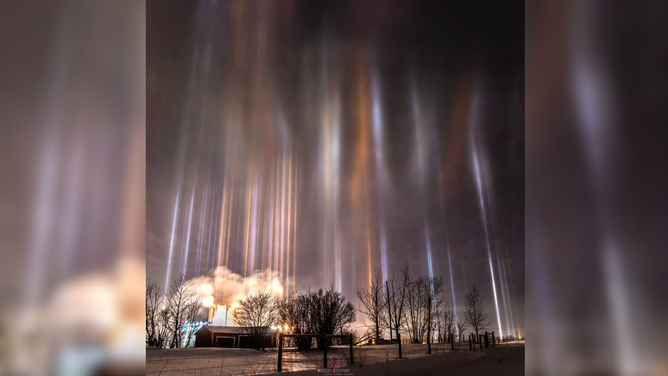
146,342 -> 524,375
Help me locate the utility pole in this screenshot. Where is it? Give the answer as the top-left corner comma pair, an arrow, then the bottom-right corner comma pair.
386,280 -> 393,344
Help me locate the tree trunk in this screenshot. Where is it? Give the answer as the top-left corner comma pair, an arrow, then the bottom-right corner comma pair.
427,323 -> 431,354
396,328 -> 402,359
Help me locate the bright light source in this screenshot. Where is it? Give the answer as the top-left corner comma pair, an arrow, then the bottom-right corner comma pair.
202,296 -> 214,307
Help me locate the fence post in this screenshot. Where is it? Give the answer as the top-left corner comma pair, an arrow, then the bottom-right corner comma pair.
277,333 -> 283,372
469,335 -> 473,351
479,335 -> 483,349
349,334 -> 354,365
323,335 -> 328,369
485,332 -> 489,348
492,331 -> 495,346
451,333 -> 454,351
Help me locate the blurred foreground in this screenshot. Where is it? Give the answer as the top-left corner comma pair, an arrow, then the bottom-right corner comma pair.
527,0 -> 668,375
0,1 -> 667,375
0,1 -> 145,375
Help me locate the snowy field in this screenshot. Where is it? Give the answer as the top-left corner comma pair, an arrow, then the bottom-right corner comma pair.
146,342 -> 524,375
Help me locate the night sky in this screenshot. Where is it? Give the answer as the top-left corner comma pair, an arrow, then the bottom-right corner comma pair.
147,0 -> 524,337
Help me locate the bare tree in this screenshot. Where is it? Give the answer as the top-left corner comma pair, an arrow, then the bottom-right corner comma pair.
463,285 -> 490,338
386,266 -> 410,359
233,291 -> 278,331
356,271 -> 386,344
422,276 -> 443,354
156,308 -> 170,348
279,285 -> 355,350
280,292 -> 311,350
435,306 -> 444,343
182,294 -> 203,348
310,285 -> 356,349
456,317 -> 467,343
165,274 -> 202,348
405,276 -> 428,344
442,301 -> 455,342
146,279 -> 164,346
233,290 -> 279,350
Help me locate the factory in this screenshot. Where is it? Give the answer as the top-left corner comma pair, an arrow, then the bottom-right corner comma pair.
194,326 -> 275,348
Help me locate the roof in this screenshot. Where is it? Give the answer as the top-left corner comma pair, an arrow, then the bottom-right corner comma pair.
195,326 -> 273,335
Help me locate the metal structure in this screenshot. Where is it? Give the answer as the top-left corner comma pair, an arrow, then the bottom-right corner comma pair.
276,333 -> 354,372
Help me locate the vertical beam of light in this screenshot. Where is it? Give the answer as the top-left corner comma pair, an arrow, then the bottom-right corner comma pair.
243,176 -> 253,282
292,156 -> 298,294
267,171 -> 274,276
262,186 -> 273,283
182,190 -> 196,277
224,185 -> 234,268
334,131 -> 341,293
371,72 -> 388,281
285,151 -> 292,294
158,2 -> 207,293
261,186 -> 268,276
202,184 -> 210,272
163,24 -> 204,291
273,160 -> 280,275
498,251 -> 516,337
329,89 -> 342,291
410,77 -> 435,281
319,46 -> 342,290
26,131 -> 59,308
57,137 -> 86,280
425,228 -> 434,280
216,183 -> 227,272
501,247 -> 517,334
367,225 -> 373,289
279,156 -> 287,293
202,191 -> 211,267
206,189 -> 216,271
352,61 -> 374,288
249,172 -> 260,278
472,148 -> 504,339
24,5 -> 72,308
196,181 -> 210,275
164,189 -> 181,292
447,240 -> 459,337
571,16 -> 637,370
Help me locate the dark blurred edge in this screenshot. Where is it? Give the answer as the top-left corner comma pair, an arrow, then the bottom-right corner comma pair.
0,0 -> 145,375
1,0 -> 667,375
527,0 -> 668,375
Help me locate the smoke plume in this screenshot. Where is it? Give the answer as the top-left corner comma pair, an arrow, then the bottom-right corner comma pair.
188,266 -> 286,308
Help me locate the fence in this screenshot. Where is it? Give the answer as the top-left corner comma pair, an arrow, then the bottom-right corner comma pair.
276,333 -> 354,372
467,331 -> 496,351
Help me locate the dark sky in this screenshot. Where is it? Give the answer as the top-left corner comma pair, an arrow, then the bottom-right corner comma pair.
147,0 -> 524,337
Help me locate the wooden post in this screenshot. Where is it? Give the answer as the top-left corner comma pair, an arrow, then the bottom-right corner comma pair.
479,335 -> 483,349
323,335 -> 328,369
277,333 -> 283,372
469,335 -> 473,351
492,331 -> 495,346
349,334 -> 354,365
451,333 -> 454,351
485,332 -> 489,348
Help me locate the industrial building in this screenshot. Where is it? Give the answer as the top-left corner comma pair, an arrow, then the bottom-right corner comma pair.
194,326 -> 275,348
